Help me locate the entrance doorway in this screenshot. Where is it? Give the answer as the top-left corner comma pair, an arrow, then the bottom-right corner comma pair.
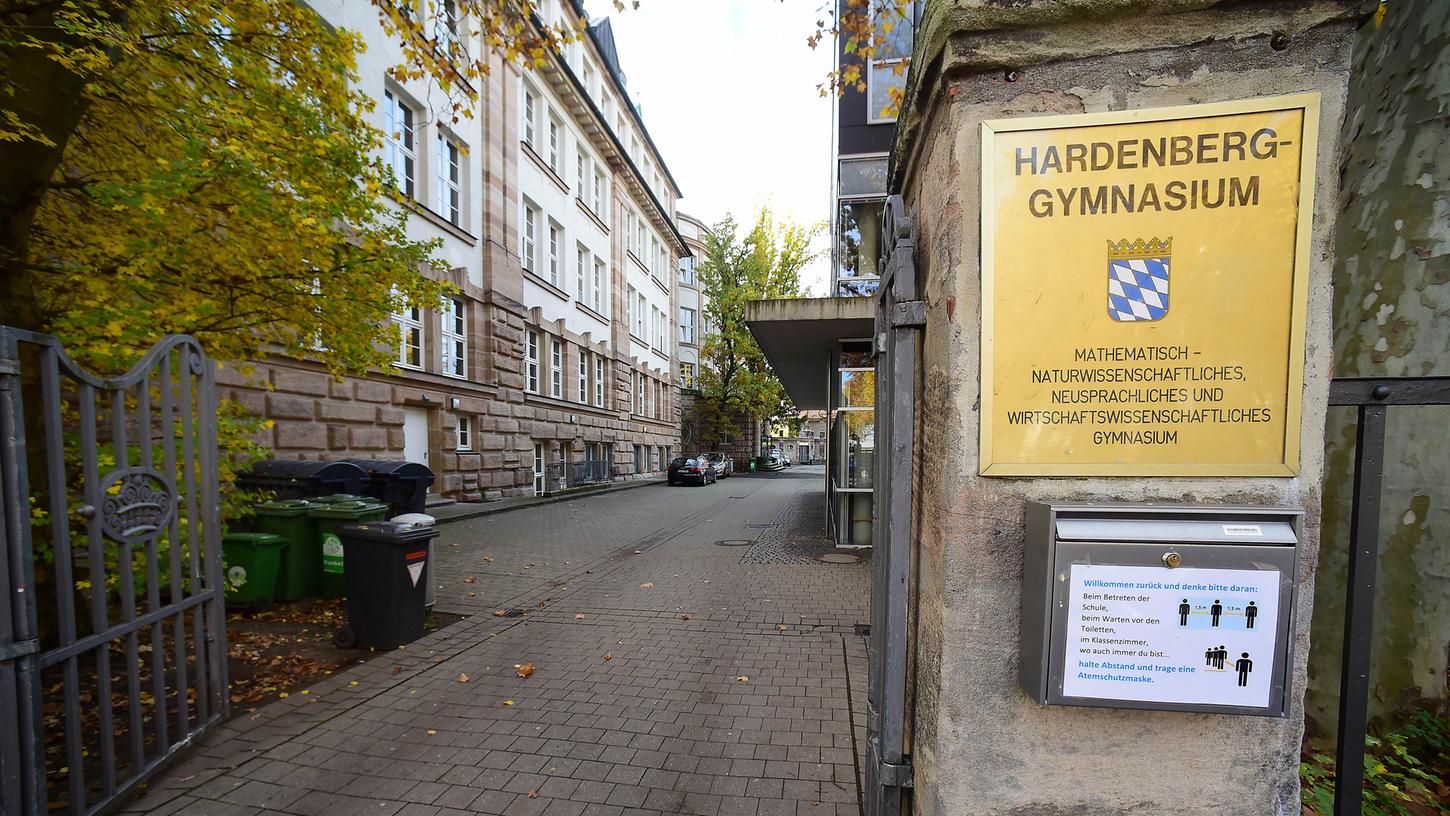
403,407 -> 429,467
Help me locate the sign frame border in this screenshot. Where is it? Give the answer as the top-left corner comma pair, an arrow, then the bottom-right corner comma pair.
978,93 -> 1320,477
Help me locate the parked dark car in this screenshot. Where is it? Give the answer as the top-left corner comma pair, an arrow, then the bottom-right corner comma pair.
700,452 -> 733,478
667,457 -> 717,486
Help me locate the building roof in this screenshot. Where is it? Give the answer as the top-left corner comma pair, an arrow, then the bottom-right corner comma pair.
745,297 -> 876,410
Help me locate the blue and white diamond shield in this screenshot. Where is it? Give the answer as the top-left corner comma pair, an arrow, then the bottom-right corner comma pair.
1107,257 -> 1170,322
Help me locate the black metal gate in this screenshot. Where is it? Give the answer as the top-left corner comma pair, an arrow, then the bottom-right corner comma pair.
865,195 -> 922,816
0,329 -> 228,816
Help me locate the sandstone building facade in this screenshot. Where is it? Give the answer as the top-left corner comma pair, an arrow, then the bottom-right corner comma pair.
221,0 -> 690,502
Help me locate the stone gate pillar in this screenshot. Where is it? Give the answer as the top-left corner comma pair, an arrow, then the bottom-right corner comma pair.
890,2 -> 1369,814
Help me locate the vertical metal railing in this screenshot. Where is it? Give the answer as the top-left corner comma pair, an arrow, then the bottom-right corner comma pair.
0,329 -> 228,816
1325,376 -> 1450,816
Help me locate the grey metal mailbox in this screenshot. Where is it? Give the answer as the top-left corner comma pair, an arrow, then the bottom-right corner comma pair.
1021,502 -> 1302,717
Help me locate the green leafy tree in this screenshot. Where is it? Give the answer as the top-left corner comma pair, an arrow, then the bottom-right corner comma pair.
694,209 -> 818,452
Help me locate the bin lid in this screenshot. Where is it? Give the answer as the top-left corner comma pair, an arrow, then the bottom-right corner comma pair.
223,532 -> 286,546
340,458 -> 436,480
252,499 -> 315,516
308,499 -> 389,518
336,521 -> 440,543
312,493 -> 370,504
245,459 -> 369,481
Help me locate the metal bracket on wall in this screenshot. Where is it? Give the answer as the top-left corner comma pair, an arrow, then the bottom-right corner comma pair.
891,301 -> 926,329
878,760 -> 914,789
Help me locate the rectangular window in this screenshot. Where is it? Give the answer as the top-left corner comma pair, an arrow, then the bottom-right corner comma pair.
626,285 -> 636,334
636,372 -> 645,415
583,62 -> 596,98
547,221 -> 561,287
456,415 -> 471,450
678,256 -> 695,286
436,134 -> 461,225
576,152 -> 587,197
393,304 -> 422,369
594,356 -> 605,408
522,203 -> 538,272
547,117 -> 561,171
383,89 -> 416,198
533,442 -> 545,496
625,211 -> 635,254
523,87 -> 537,149
868,5 -> 915,123
592,258 -> 605,313
680,362 -> 695,388
679,307 -> 696,345
441,297 -> 466,378
550,338 -> 563,398
576,244 -> 588,302
578,348 -> 588,402
525,330 -> 540,393
592,170 -> 605,215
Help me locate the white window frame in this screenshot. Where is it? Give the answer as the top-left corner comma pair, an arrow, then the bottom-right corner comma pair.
594,356 -> 605,408
393,304 -> 423,370
576,244 -> 588,302
525,329 -> 540,393
635,372 -> 645,415
533,442 -> 545,496
383,89 -> 416,199
523,86 -> 538,150
522,202 -> 538,273
679,306 -> 696,345
592,258 -> 605,313
680,362 -> 695,389
576,152 -> 587,197
547,115 -> 561,172
547,220 -> 561,287
626,285 -> 635,334
456,415 -> 471,450
550,338 -> 563,398
635,293 -> 646,338
441,297 -> 467,378
436,133 -> 462,225
867,5 -> 913,125
577,348 -> 588,403
679,256 -> 695,286
592,169 -> 605,216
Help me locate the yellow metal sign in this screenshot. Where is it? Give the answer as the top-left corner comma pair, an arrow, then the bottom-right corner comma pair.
980,95 -> 1318,476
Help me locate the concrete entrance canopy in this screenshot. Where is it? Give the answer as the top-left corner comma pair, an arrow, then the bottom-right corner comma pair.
745,296 -> 875,410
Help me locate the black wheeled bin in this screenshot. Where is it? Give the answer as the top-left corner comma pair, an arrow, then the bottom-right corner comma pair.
334,521 -> 438,650
341,459 -> 435,517
237,460 -> 369,500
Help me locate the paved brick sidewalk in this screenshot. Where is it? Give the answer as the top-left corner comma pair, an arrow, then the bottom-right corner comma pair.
123,470 -> 871,816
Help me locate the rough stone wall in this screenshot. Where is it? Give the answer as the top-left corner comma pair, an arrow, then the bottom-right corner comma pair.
1309,0 -> 1450,735
895,2 -> 1362,814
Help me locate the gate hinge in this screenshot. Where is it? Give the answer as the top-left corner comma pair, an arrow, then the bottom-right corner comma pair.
879,759 -> 914,789
0,638 -> 40,662
891,300 -> 925,329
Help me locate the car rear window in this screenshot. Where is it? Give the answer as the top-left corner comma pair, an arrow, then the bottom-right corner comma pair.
670,458 -> 690,467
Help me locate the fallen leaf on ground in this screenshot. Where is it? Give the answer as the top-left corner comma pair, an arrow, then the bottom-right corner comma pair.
575,613 -> 587,620
681,613 -> 693,620
457,673 -> 470,683
527,790 -> 538,799
426,729 -> 437,736
434,657 -> 445,664
494,609 -> 506,617
603,653 -> 613,661
463,576 -> 476,584
467,592 -> 476,597
516,663 -> 535,678
778,625 -> 788,631
392,666 -> 401,674
349,680 -> 359,686
737,676 -> 749,683
483,555 -> 494,562
278,692 -> 289,698
503,699 -> 514,706
633,550 -> 642,554
640,582 -> 655,589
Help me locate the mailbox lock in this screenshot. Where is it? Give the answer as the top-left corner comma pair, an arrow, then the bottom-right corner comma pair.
1162,551 -> 1183,568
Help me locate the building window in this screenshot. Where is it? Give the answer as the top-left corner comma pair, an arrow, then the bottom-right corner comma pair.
594,356 -> 605,408
867,5 -> 915,123
547,221 -> 561,287
679,307 -> 696,345
626,285 -> 636,334
678,256 -> 696,286
654,380 -> 663,420
441,297 -> 466,378
393,304 -> 422,369
836,199 -> 883,291
522,202 -> 538,272
547,117 -> 561,172
523,86 -> 537,150
592,170 -> 605,216
583,61 -> 596,98
635,292 -> 646,338
550,338 -> 563,398
533,442 -> 545,496
436,134 -> 461,225
383,89 -> 416,198
576,152 -> 586,195
592,258 -> 605,314
576,244 -> 588,303
578,348 -> 588,402
456,415 -> 471,450
635,372 -> 645,415
680,362 -> 695,389
625,211 -> 635,254
525,330 -> 540,393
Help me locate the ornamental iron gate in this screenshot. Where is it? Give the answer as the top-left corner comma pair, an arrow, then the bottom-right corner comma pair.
0,329 -> 228,816
865,195 -> 922,816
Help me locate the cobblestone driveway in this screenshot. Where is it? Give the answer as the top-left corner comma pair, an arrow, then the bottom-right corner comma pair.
124,468 -> 870,816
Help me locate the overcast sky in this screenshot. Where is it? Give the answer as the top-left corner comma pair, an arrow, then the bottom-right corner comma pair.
597,0 -> 837,295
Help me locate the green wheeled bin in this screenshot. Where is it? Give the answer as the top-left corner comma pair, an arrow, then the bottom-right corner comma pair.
223,532 -> 286,609
249,499 -> 320,601
310,493 -> 371,505
310,499 -> 389,598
